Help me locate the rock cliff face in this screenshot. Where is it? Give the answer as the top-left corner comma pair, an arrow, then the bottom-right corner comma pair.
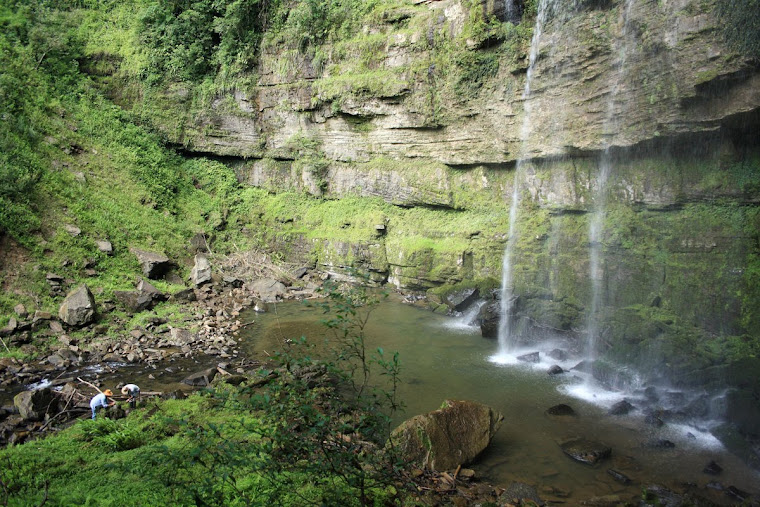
135,0 -> 760,380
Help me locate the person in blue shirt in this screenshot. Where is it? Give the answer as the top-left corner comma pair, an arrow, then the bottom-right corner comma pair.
90,389 -> 114,420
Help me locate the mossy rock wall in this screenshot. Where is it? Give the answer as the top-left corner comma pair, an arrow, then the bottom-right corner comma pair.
256,139 -> 759,382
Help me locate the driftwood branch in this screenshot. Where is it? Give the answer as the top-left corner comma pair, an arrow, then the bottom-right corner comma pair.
77,377 -> 103,395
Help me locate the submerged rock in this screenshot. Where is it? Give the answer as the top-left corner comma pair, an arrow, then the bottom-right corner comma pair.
545,403 -> 576,417
559,438 -> 611,466
391,399 -> 503,471
607,468 -> 632,484
500,482 -> 542,505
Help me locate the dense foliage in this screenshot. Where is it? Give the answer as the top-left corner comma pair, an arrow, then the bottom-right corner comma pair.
717,0 -> 760,59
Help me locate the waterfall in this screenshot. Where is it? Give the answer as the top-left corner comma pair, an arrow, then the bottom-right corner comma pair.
586,0 -> 637,359
495,0 -> 557,359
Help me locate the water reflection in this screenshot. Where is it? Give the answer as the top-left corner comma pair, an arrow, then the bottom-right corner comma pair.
240,294 -> 760,504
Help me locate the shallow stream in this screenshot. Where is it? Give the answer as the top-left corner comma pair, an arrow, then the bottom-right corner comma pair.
240,294 -> 760,504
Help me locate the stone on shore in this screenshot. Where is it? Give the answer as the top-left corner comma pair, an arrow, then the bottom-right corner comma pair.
391,399 -> 503,471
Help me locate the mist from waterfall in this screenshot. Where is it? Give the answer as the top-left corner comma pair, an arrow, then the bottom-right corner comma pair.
586,0 -> 637,360
495,0 -> 557,359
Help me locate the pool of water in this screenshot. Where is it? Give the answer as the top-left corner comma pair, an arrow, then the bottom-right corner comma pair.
240,294 -> 760,504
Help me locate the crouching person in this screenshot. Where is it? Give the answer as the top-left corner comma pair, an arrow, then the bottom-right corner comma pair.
90,389 -> 114,420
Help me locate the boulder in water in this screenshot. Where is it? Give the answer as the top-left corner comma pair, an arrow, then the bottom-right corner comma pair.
559,438 -> 611,466
478,301 -> 500,339
547,364 -> 564,375
391,399 -> 503,471
445,287 -> 480,312
547,348 -> 569,361
608,399 -> 635,415
517,351 -> 540,363
58,284 -> 96,326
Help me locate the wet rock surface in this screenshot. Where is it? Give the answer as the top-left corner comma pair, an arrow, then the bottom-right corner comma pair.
560,438 -> 612,466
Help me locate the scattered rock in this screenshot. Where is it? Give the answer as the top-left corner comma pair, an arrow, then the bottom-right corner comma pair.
222,275 -> 243,288
0,318 -> 17,337
607,468 -> 632,484
517,351 -> 540,363
644,413 -> 664,427
190,254 -> 212,286
129,247 -> 172,279
547,364 -> 564,375
58,284 -> 96,326
96,240 -> 113,255
391,399 -> 503,471
445,288 -> 480,312
478,301 -> 500,339
545,403 -> 575,416
248,278 -> 287,303
13,388 -> 56,421
64,224 -> 81,237
547,348 -> 568,361
500,482 -> 542,505
608,399 -> 635,415
559,438 -> 611,466
13,304 -> 28,318
643,386 -> 659,402
703,460 -> 722,475
113,290 -> 153,314
189,233 -> 209,253
646,439 -> 675,449
167,328 -> 197,347
182,367 -> 217,387
725,485 -> 749,502
171,288 -> 197,302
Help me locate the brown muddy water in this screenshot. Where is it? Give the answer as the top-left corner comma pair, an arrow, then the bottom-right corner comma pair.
239,294 -> 760,505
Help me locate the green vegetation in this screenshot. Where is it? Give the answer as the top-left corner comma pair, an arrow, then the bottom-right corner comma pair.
0,282 -> 405,506
716,0 -> 760,59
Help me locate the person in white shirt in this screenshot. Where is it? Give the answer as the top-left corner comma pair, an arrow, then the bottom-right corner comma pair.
121,383 -> 140,408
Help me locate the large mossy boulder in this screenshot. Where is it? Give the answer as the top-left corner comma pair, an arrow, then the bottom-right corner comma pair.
58,284 -> 96,327
390,399 -> 503,471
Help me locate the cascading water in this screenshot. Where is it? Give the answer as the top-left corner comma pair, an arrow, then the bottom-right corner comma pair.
494,0 -> 557,360
586,0 -> 637,360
